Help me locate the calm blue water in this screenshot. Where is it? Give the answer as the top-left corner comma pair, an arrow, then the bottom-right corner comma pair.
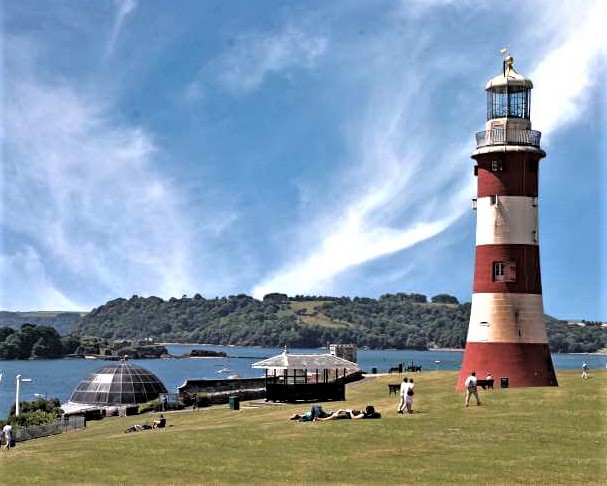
1,345 -> 605,418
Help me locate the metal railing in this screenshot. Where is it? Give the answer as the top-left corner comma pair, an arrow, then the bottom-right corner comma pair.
475,128 -> 541,148
9,416 -> 86,444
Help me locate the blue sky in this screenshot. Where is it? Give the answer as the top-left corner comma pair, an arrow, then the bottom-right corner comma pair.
1,0 -> 605,320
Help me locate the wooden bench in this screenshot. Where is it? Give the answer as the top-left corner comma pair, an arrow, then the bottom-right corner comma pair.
388,384 -> 400,396
476,379 -> 494,390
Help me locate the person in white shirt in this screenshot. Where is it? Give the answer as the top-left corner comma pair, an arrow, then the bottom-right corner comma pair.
397,377 -> 409,414
2,423 -> 12,450
464,371 -> 481,407
582,362 -> 589,379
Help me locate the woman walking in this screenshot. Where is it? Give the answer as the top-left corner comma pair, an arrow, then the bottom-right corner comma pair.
405,378 -> 414,414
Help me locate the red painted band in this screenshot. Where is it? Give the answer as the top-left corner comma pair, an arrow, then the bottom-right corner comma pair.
473,244 -> 542,294
473,152 -> 542,197
456,341 -> 557,389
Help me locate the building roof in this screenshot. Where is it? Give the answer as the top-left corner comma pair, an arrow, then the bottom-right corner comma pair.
60,402 -> 102,415
68,362 -> 168,406
485,56 -> 533,90
252,351 -> 359,372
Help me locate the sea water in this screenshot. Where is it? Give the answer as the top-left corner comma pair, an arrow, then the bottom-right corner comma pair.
0,345 -> 605,417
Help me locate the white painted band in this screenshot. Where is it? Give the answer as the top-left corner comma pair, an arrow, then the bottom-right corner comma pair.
466,292 -> 548,343
475,196 -> 538,245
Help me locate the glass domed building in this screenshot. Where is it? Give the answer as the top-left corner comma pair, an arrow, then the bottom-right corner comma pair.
69,362 -> 168,406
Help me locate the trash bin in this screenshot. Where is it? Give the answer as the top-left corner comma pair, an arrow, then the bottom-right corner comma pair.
371,367 -> 377,375
229,395 -> 240,410
500,377 -> 509,389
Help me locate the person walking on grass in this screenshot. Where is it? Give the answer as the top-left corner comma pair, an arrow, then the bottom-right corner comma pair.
2,423 -> 13,450
397,377 -> 409,413
464,371 -> 481,407
582,362 -> 589,379
405,378 -> 414,414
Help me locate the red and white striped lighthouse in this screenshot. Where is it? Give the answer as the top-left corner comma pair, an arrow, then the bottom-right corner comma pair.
457,54 -> 558,389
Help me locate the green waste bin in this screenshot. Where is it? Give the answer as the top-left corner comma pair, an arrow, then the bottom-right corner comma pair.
500,377 -> 509,389
371,367 -> 377,374
229,395 -> 240,410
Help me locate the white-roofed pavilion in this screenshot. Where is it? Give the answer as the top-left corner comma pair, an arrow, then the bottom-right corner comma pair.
252,351 -> 360,402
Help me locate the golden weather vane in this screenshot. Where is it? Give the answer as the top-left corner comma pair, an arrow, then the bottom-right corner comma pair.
499,48 -> 517,77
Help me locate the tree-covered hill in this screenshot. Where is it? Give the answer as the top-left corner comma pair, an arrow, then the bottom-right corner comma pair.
0,311 -> 84,335
73,293 -> 607,352
0,323 -> 79,359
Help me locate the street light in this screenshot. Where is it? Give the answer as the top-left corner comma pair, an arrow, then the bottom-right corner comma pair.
434,360 -> 441,371
16,374 -> 32,417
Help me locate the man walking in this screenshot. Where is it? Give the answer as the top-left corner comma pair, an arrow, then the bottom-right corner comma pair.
397,377 -> 409,414
2,423 -> 12,450
582,362 -> 589,379
464,371 -> 481,407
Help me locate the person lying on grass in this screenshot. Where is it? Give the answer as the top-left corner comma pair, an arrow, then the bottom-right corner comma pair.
124,424 -> 153,433
289,404 -> 330,422
313,405 -> 381,421
290,405 -> 381,422
124,414 -> 167,432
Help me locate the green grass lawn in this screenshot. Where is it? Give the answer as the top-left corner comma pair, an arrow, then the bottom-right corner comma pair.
2,370 -> 605,485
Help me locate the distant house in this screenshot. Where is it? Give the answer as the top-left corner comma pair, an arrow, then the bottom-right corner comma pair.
329,343 -> 357,363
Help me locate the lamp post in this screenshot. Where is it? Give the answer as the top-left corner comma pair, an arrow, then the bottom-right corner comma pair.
435,360 -> 441,371
16,374 -> 32,417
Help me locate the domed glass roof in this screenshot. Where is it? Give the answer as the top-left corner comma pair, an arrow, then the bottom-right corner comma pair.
69,362 -> 168,406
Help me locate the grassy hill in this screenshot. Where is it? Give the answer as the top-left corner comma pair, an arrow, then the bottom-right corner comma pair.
1,370 -> 605,484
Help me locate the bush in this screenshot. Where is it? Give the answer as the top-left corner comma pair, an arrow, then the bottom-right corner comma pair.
138,398 -> 160,414
4,397 -> 63,426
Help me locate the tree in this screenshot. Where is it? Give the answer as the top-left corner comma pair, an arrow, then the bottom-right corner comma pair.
431,294 -> 460,305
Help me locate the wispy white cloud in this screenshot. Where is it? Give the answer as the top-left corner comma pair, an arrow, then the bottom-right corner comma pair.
530,0 -> 607,139
252,0 -> 606,299
251,37 -> 475,298
105,0 -> 138,58
0,247 -> 78,311
215,26 -> 328,93
1,43 -> 196,309
396,0 -> 464,16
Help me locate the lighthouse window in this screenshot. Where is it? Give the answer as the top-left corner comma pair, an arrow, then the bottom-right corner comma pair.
490,195 -> 499,206
508,89 -> 530,119
487,87 -> 530,120
491,160 -> 503,172
488,88 -> 508,119
493,261 -> 517,282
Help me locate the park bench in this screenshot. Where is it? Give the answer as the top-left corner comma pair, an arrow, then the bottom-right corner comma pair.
476,379 -> 494,390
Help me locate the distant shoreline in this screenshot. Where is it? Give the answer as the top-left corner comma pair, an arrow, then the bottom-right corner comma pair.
158,343 -> 607,355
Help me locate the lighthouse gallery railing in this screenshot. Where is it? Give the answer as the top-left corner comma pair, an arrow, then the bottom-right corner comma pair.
475,128 -> 541,148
